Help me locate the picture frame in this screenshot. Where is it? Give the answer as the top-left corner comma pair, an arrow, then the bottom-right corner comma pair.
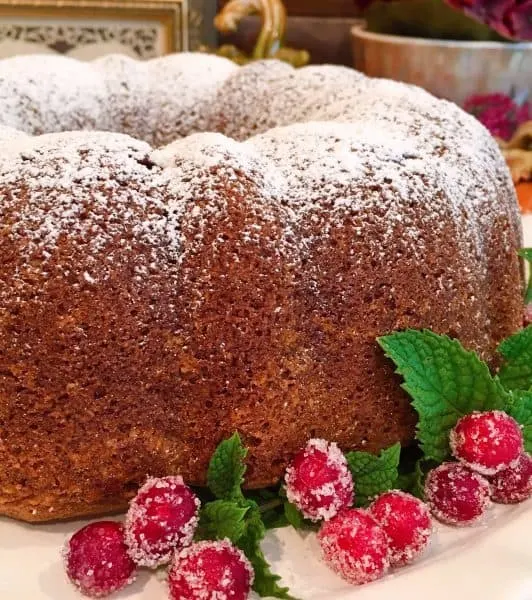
0,0 -> 217,60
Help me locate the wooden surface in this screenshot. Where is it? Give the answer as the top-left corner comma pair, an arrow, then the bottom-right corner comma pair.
217,0 -> 361,17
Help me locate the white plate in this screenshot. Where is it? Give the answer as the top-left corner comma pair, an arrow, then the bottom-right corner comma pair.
1,216 -> 531,600
0,501 -> 532,600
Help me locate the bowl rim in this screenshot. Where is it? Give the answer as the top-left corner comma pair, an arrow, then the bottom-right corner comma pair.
351,21 -> 532,50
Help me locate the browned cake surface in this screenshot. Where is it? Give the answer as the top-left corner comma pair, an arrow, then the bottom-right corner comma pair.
0,57 -> 524,522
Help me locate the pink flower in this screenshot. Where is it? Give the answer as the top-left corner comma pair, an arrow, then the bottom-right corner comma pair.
464,93 -> 530,140
505,1 -> 532,40
445,0 -> 532,40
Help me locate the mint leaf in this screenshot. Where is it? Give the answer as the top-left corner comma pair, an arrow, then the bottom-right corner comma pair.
346,443 -> 400,506
283,501 -> 304,529
498,326 -> 532,392
519,248 -> 532,304
238,504 -> 298,600
508,390 -> 532,453
204,436 -> 296,599
197,500 -> 249,543
207,433 -> 247,502
378,330 -> 508,462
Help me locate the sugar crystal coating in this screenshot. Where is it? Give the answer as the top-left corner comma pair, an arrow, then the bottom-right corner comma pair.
490,453 -> 532,504
450,411 -> 523,476
369,490 -> 432,567
124,476 -> 200,568
284,438 -> 354,521
168,539 -> 254,600
424,462 -> 491,526
318,508 -> 390,585
63,521 -> 136,598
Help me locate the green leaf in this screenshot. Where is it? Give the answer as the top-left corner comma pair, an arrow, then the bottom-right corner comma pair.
203,436 -> 297,599
346,443 -> 401,506
197,500 -> 249,543
519,248 -> 532,304
378,330 -> 508,462
283,501 -> 304,529
207,433 -> 247,502
498,326 -> 532,392
508,390 -> 532,453
237,504 -> 298,600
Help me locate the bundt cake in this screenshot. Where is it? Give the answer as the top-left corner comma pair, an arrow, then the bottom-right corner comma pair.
0,53 -> 523,522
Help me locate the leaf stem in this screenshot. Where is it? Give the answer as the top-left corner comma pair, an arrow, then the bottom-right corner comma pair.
259,498 -> 284,513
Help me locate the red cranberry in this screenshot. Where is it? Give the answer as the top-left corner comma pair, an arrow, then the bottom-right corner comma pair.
284,438 -> 354,522
317,508 -> 390,585
63,521 -> 136,598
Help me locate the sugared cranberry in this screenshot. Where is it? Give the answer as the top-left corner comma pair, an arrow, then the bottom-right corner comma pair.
284,438 -> 354,521
317,508 -> 390,585
490,453 -> 532,504
369,490 -> 432,567
450,410 -> 523,475
63,521 -> 136,598
124,476 -> 200,568
168,539 -> 254,600
425,462 -> 491,526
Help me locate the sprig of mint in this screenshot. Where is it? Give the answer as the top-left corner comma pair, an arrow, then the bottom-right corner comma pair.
519,248 -> 532,304
346,443 -> 400,506
199,433 -> 298,600
378,329 -> 508,462
197,500 -> 249,542
207,432 -> 247,503
498,326 -> 532,392
238,506 -> 296,600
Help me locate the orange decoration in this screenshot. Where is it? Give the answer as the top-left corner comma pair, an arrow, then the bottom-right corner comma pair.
517,182 -> 532,214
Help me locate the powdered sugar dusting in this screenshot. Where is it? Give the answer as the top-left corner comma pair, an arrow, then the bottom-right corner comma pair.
0,52 -> 237,147
0,55 -> 519,304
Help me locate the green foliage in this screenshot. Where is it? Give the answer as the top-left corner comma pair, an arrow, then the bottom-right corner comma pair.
378,330 -> 508,462
203,434 -> 295,599
197,500 -> 249,543
237,502 -> 299,600
207,432 -> 247,503
498,326 -> 532,392
346,443 -> 401,506
508,390 -> 532,453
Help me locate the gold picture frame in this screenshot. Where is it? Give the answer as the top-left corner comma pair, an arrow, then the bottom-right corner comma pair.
0,0 -> 215,59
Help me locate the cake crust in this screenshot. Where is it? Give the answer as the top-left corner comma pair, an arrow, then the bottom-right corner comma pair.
0,56 -> 523,522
